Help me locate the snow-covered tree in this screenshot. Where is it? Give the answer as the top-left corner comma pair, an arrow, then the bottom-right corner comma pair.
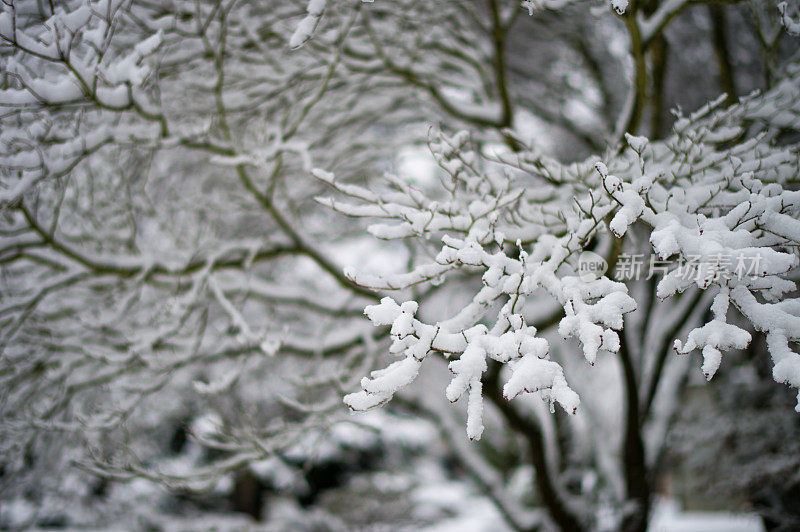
1,0 -> 799,529
0,0 -> 620,523
321,2 -> 800,531
0,0 -> 408,523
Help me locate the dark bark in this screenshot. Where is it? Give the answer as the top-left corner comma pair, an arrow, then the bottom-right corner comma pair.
484,364 -> 586,532
618,333 -> 651,532
649,34 -> 669,139
709,5 -> 737,106
230,468 -> 264,521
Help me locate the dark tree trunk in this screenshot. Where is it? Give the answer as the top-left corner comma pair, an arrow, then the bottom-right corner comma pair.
230,468 -> 264,521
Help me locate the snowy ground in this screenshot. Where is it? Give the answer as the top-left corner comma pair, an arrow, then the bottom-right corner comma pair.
21,498 -> 764,532
648,498 -> 764,532
420,497 -> 764,532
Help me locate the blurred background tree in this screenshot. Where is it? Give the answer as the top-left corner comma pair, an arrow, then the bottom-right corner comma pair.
1,0 -> 798,530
